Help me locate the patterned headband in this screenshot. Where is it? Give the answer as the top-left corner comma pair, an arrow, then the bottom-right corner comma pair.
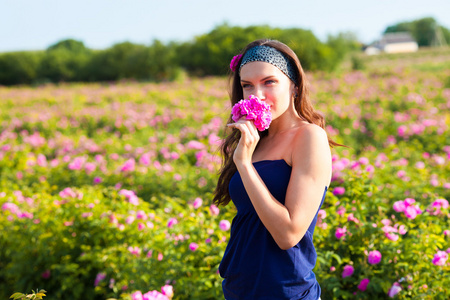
239,45 -> 298,83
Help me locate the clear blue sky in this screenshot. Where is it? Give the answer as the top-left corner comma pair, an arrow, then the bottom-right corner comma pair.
1,0 -> 449,52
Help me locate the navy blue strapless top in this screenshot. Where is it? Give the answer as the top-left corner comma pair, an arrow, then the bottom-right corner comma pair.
219,159 -> 326,300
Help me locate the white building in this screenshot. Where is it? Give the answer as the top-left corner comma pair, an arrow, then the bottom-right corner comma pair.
365,32 -> 419,55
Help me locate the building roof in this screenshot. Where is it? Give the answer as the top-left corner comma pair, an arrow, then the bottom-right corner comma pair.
380,32 -> 416,45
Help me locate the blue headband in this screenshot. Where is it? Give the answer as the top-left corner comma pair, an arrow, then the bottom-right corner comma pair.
239,45 -> 298,83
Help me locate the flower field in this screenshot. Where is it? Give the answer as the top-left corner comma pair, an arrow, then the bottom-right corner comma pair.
1,53 -> 449,299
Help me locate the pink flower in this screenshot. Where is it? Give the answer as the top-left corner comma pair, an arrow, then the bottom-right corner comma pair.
209,204 -> 220,216
94,272 -> 107,287
143,290 -> 169,300
335,227 -> 347,239
186,140 -> 205,150
41,269 -> 51,279
231,95 -> 272,131
138,223 -> 146,230
393,201 -> 406,212
388,282 -> 402,297
189,242 -> 199,251
368,250 -> 382,265
161,285 -> 174,298
358,278 -> 370,291
219,220 -> 231,231
121,158 -> 136,172
167,218 -> 178,228
333,187 -> 345,196
192,197 -> 203,209
342,265 -> 354,278
128,246 -> 142,256
432,250 -> 448,266
131,291 -> 143,300
230,54 -> 242,72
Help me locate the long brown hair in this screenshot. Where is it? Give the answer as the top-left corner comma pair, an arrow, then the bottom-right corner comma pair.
213,39 -> 341,206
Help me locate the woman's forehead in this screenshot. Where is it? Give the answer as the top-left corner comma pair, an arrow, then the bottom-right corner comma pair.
240,61 -> 287,80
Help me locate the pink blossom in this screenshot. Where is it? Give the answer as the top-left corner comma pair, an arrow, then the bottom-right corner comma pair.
342,265 -> 354,278
398,225 -> 407,235
167,218 -> 178,228
192,197 -> 203,209
138,223 -> 146,230
84,162 -> 96,174
358,278 -> 370,291
388,282 -> 402,297
68,156 -> 86,170
368,250 -> 382,265
189,242 -> 199,251
161,285 -> 174,298
128,246 -> 141,256
131,291 -> 143,300
94,272 -> 106,287
231,95 -> 272,131
335,227 -> 347,239
432,251 -> 448,266
121,158 -> 136,172
393,201 -> 406,212
209,204 -> 220,216
336,206 -> 346,216
41,269 -> 51,279
219,220 -> 231,231
157,253 -> 163,261
230,54 -> 242,72
136,210 -> 147,220
93,176 -> 102,184
186,140 -> 205,150
333,187 -> 345,196
143,290 -> 169,300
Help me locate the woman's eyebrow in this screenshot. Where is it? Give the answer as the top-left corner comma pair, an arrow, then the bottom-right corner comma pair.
241,76 -> 276,83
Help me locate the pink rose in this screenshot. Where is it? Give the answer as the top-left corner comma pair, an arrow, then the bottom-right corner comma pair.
342,265 -> 354,278
161,285 -> 174,298
432,250 -> 448,266
189,242 -> 199,252
333,187 -> 345,196
209,204 -> 220,216
335,227 -> 347,239
388,282 -> 402,297
231,95 -> 272,131
131,291 -> 143,300
358,278 -> 370,291
230,54 -> 242,72
219,220 -> 231,231
192,197 -> 203,209
368,250 -> 382,265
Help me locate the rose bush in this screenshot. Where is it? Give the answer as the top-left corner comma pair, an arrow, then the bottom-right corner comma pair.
1,54 -> 449,299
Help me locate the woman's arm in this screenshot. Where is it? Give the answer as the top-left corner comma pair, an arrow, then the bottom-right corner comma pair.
231,121 -> 331,250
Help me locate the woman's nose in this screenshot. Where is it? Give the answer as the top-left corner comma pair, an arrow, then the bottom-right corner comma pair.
254,86 -> 265,100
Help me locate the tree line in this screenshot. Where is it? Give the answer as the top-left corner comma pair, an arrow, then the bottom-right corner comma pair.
0,24 -> 360,86
0,17 -> 448,86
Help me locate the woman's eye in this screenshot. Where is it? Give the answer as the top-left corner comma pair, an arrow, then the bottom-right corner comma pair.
265,80 -> 275,85
242,84 -> 251,89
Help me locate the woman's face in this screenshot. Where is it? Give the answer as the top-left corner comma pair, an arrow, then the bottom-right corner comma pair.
239,61 -> 296,120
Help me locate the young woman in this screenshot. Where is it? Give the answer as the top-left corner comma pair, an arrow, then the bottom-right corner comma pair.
214,39 -> 339,299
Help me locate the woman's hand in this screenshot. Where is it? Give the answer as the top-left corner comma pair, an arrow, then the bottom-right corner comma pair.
227,118 -> 260,166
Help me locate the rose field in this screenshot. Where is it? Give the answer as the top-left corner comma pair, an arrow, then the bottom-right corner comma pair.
1,50 -> 449,299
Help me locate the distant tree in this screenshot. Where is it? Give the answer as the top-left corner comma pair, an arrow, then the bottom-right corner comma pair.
39,39 -> 90,82
383,17 -> 449,47
47,39 -> 89,53
0,51 -> 43,85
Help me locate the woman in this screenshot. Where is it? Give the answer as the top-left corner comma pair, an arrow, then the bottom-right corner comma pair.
214,39 -> 339,299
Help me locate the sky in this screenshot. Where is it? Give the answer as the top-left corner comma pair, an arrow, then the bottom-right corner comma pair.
1,0 -> 449,52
